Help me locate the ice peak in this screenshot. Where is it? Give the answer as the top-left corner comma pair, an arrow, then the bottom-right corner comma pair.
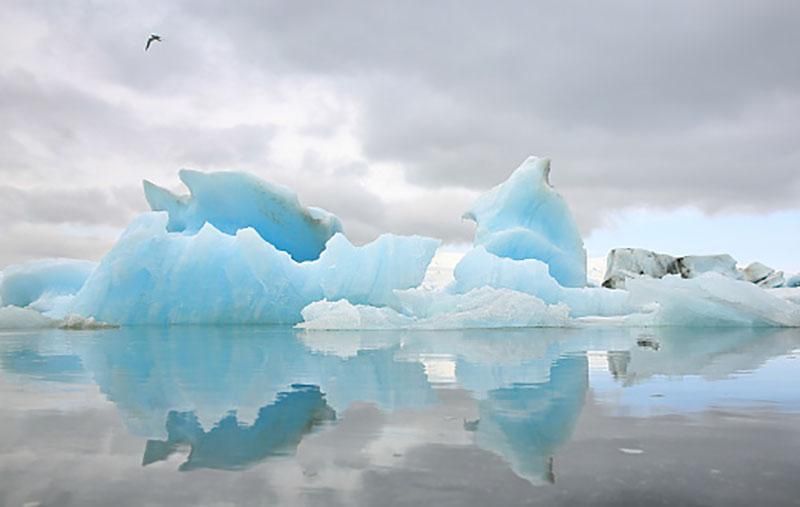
463,156 -> 587,287
521,155 -> 552,186
142,169 -> 343,262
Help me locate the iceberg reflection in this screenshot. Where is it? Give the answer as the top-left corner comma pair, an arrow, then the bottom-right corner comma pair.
69,327 -> 434,437
143,384 -> 335,471
606,327 -> 800,384
0,326 -> 797,483
473,354 -> 588,484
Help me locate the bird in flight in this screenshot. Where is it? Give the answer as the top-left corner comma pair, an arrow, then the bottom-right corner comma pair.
145,34 -> 162,51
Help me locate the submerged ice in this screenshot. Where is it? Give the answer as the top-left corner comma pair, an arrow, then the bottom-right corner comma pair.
2,156 -> 798,329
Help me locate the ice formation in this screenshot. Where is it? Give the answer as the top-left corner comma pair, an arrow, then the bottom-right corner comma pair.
300,247 -> 800,329
144,170 -> 343,262
451,247 -> 631,318
603,248 -> 790,290
0,306 -> 59,329
626,273 -> 800,327
741,262 -> 785,288
603,248 -> 680,289
0,258 -> 96,312
2,156 -> 797,330
675,254 -> 740,280
69,213 -> 438,325
298,287 -> 570,330
463,156 -> 586,287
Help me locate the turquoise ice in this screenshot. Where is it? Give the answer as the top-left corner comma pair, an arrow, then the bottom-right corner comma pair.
69,213 -> 438,325
144,169 -> 343,262
463,156 -> 587,287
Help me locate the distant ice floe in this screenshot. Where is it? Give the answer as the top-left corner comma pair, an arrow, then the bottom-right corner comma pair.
603,248 -> 787,289
0,156 -> 798,329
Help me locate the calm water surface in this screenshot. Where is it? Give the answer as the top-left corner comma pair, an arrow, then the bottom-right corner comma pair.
1,326 -> 799,506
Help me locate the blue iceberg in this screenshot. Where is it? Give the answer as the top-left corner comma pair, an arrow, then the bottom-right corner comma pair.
1,156 -> 797,329
144,169 -> 343,262
463,156 -> 587,287
69,212 -> 438,325
451,246 -> 631,318
0,258 -> 96,316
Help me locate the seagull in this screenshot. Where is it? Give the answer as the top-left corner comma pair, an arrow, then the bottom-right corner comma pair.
145,34 -> 162,51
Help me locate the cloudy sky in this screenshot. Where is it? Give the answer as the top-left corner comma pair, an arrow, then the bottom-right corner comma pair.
1,0 -> 798,270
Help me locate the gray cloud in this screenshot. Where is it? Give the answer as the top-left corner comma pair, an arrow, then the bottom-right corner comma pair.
1,0 -> 799,266
190,0 -> 800,202
0,223 -> 119,266
0,185 -> 141,227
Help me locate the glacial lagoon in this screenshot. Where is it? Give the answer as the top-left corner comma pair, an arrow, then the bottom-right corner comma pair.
1,326 -> 799,506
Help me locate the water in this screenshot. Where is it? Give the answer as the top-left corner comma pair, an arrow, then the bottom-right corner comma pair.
1,326 -> 799,506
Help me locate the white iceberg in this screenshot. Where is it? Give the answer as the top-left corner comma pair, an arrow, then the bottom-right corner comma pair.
69,213 -> 438,325
298,287 -> 570,330
463,156 -> 587,287
602,248 -> 679,289
741,261 -> 785,288
0,305 -> 60,329
602,248 -> 791,290
769,287 -> 800,305
298,249 -> 800,329
144,169 -> 343,262
675,254 -> 741,280
0,304 -> 113,330
451,247 -> 631,317
626,273 -> 800,327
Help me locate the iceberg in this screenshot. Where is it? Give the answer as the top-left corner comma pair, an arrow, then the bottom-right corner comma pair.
463,156 -> 587,287
451,247 -> 631,318
0,305 -> 60,329
602,248 -> 679,289
69,213 -> 438,325
0,258 -> 96,313
626,273 -> 800,327
770,287 -> 800,305
602,249 -> 792,290
298,287 -> 570,330
0,305 -> 114,330
675,254 -> 741,280
4,159 -> 798,330
144,169 -> 343,262
741,262 -> 785,288
299,246 -> 800,330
